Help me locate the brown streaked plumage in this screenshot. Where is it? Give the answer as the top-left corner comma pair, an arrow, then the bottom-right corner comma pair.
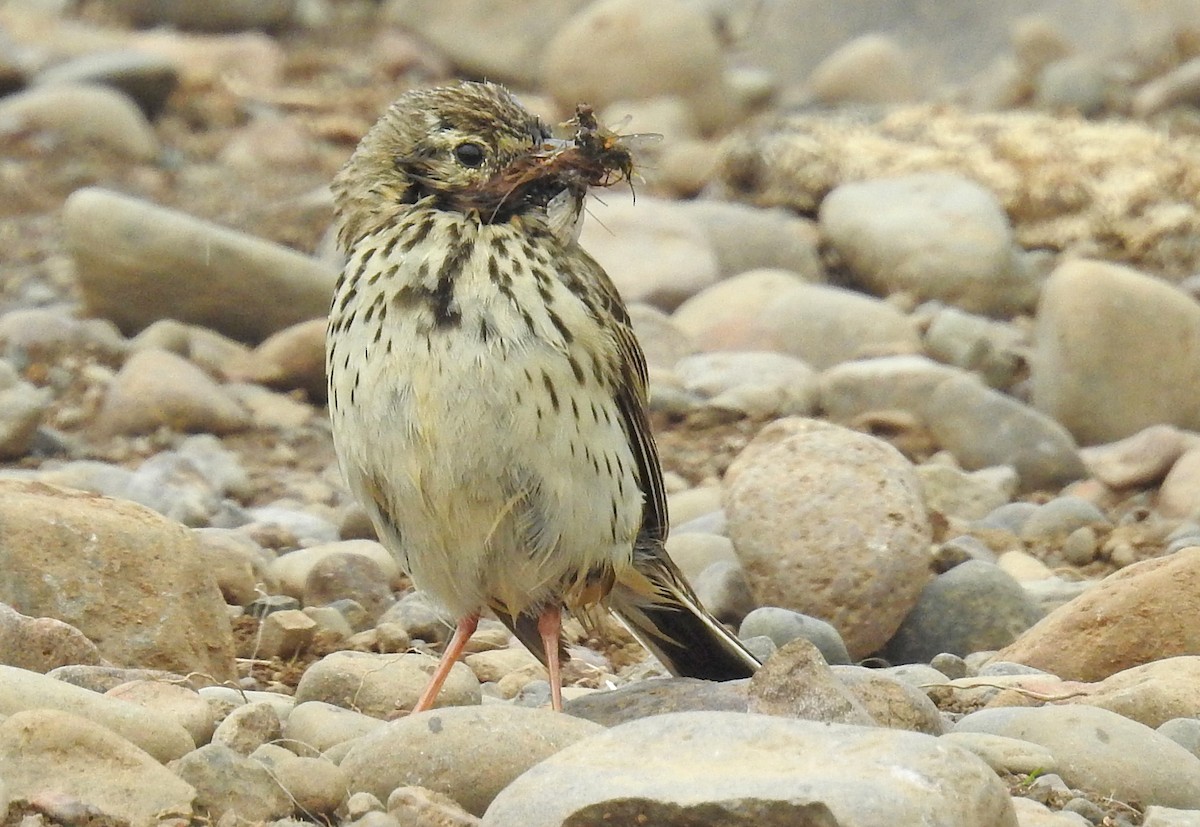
326,80 -> 759,713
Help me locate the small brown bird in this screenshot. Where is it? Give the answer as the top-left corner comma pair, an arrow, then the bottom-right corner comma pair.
326,81 -> 758,712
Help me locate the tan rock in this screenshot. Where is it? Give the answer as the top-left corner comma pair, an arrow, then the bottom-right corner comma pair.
0,481 -> 236,680
0,709 -> 196,825
994,548 -> 1200,681
0,603 -> 100,672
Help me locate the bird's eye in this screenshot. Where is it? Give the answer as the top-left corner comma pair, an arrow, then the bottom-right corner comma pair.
454,142 -> 486,168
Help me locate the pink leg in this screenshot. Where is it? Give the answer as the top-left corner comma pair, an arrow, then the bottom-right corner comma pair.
537,605 -> 564,712
412,613 -> 480,713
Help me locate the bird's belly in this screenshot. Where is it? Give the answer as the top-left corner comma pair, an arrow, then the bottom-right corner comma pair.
331,323 -> 642,618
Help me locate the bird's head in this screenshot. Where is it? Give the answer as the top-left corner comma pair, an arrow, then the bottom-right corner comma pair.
333,81 -> 578,251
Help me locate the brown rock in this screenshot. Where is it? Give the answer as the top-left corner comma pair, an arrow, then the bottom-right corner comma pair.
0,480 -> 236,681
748,639 -> 875,725
0,603 -> 100,672
993,548 -> 1200,681
1158,446 -> 1200,519
227,317 -> 327,401
95,348 -> 249,436
1080,424 -> 1190,490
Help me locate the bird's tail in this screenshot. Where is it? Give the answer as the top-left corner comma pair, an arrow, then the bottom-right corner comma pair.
607,544 -> 760,681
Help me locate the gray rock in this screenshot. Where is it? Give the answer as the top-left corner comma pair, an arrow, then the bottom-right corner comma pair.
303,552 -> 395,622
483,711 -> 1018,826
1159,718 -> 1200,760
819,355 -> 962,425
819,172 -> 1031,315
285,700 -> 385,754
1143,805 -> 1200,827
212,701 -> 282,755
925,374 -> 1086,492
673,200 -> 824,282
806,33 -> 918,105
563,677 -> 750,727
739,607 -> 851,666
172,743 -> 292,822
343,705 -> 602,817
34,50 -> 179,118
1034,57 -> 1109,116
1020,496 -> 1110,540
1134,56 -> 1200,117
882,560 -> 1042,664
916,461 -> 1018,522
954,704 -> 1200,808
64,187 -> 336,343
940,731 -> 1057,776
923,306 -> 1028,390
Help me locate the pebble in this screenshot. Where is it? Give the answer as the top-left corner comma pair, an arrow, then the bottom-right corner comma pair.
934,535 -> 999,570
831,665 -> 946,735
738,606 -> 851,665
1061,526 -> 1100,566
1080,424 -> 1190,490
294,650 -> 481,717
1083,657 -> 1200,729
917,461 -> 1019,521
819,172 -> 1030,315
1160,718 -> 1200,759
563,677 -> 750,727
257,609 -> 317,659
48,664 -> 190,693
342,706 -> 603,816
0,360 -> 50,459
941,731 -> 1058,776
923,305 -> 1028,390
1143,806 -> 1200,827
0,602 -> 99,672
955,704 -> 1200,808
883,560 -> 1042,664
0,665 -> 193,762
269,540 -> 403,600
284,700 -> 386,754
996,550 -> 1055,582
384,0 -> 580,86
1012,797 -> 1093,826
542,0 -> 733,133
0,709 -> 197,825
302,552 -> 395,623
671,200 -> 824,282
212,701 -> 282,755
1032,259 -> 1200,445
255,752 -> 349,816
819,354 -> 961,423
386,786 -> 480,827
172,743 -> 293,822
579,195 -> 720,310
747,638 -> 875,725
95,347 -> 250,436
924,373 -> 1086,492
192,528 -> 271,607
0,306 -> 127,365
64,187 -> 337,343
806,33 -> 918,105
376,591 -> 454,644
672,268 -> 807,348
0,82 -> 158,159
483,711 -> 1016,826
1020,496 -> 1110,540
0,480 -> 236,681
226,317 -> 327,401
672,350 -> 818,420
692,560 -> 756,627
725,419 -> 932,658
1133,57 -> 1200,117
33,50 -> 179,118
995,548 -> 1200,681
1034,56 -> 1110,116
662,532 -> 739,583
627,303 -> 695,371
1159,446 -> 1200,519
105,680 -> 216,748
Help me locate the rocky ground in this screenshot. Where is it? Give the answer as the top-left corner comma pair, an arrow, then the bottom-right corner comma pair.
3,1 -> 1200,825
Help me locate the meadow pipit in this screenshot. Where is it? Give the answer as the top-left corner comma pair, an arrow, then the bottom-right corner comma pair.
326,81 -> 759,712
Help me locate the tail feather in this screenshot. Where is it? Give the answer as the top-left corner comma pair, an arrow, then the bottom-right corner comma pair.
608,546 -> 760,681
